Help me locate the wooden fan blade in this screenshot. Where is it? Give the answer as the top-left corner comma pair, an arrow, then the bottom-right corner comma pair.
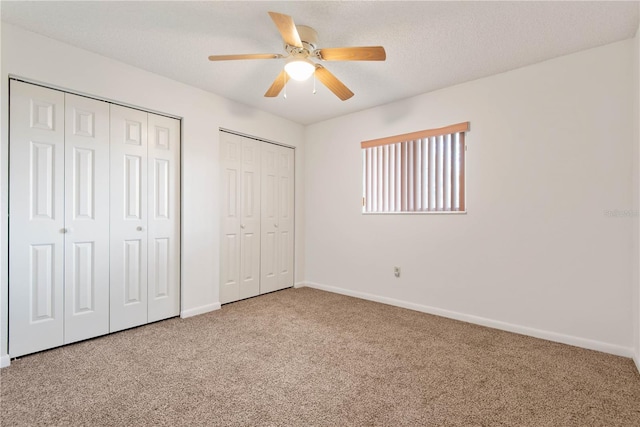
264,70 -> 290,97
316,46 -> 386,61
314,65 -> 354,101
208,53 -> 283,61
268,11 -> 302,48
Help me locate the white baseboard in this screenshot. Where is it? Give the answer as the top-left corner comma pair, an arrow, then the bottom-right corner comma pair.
299,281 -> 635,358
294,281 -> 306,289
634,354 -> 640,375
1,354 -> 10,368
180,302 -> 221,318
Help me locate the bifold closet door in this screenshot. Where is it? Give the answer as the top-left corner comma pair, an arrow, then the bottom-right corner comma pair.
9,81 -> 181,356
220,132 -> 261,304
63,93 -> 110,344
260,143 -> 294,294
110,106 -> 181,330
9,81 -> 65,357
147,114 -> 181,322
109,105 -> 148,333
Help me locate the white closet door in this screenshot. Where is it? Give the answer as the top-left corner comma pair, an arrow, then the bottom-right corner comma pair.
109,105 -> 148,332
260,143 -> 279,293
239,138 -> 262,300
147,114 -> 181,322
220,132 -> 241,304
260,144 -> 294,294
63,93 -> 110,343
219,132 -> 261,304
275,145 -> 294,290
9,80 -> 65,357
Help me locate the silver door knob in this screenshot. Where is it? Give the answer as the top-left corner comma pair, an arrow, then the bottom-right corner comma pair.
137,226 -> 144,231
240,224 -> 245,229
62,227 -> 73,234
274,224 -> 279,228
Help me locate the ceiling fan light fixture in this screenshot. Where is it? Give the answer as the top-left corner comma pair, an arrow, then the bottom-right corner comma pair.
284,57 -> 315,81
210,12 -> 385,100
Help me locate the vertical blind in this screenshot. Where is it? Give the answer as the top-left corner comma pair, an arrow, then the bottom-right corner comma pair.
361,122 -> 469,213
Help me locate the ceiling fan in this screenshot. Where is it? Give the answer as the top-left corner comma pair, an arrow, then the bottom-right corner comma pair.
208,11 -> 386,101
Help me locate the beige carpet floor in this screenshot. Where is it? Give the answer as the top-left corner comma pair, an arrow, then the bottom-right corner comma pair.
1,287 -> 639,426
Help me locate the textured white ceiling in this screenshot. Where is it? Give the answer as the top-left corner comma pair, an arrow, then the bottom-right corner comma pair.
2,1 -> 639,125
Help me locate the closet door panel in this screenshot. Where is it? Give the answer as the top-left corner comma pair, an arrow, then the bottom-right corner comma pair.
110,105 -> 148,332
147,114 -> 181,322
220,132 -> 242,304
261,144 -> 294,294
9,80 -> 65,357
63,93 -> 110,343
239,138 -> 261,300
275,146 -> 294,290
260,143 -> 278,293
219,132 -> 261,303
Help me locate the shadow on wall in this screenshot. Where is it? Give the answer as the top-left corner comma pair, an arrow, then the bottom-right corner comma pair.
222,97 -> 260,119
376,96 -> 418,125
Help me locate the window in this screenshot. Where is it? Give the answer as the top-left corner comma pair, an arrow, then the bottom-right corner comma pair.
361,122 -> 469,213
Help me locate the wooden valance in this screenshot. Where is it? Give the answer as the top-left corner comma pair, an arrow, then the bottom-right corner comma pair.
361,121 -> 469,149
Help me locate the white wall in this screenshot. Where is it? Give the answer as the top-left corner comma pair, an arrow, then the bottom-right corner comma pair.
0,23 -> 305,364
634,22 -> 640,372
304,40 -> 635,357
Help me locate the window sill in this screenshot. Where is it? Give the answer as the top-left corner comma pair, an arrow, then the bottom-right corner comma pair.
362,211 -> 467,215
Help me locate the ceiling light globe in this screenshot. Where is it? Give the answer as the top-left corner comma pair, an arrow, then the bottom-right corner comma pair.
285,59 -> 315,81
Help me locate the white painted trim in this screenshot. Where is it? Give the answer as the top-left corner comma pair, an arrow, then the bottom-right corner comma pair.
294,281 -> 306,289
634,355 -> 640,375
299,281 -> 635,358
1,354 -> 10,368
180,302 -> 221,318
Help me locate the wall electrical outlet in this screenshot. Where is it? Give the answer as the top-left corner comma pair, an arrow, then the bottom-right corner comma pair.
394,266 -> 401,278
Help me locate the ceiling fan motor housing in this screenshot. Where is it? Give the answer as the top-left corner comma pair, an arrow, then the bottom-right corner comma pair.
286,25 -> 318,58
